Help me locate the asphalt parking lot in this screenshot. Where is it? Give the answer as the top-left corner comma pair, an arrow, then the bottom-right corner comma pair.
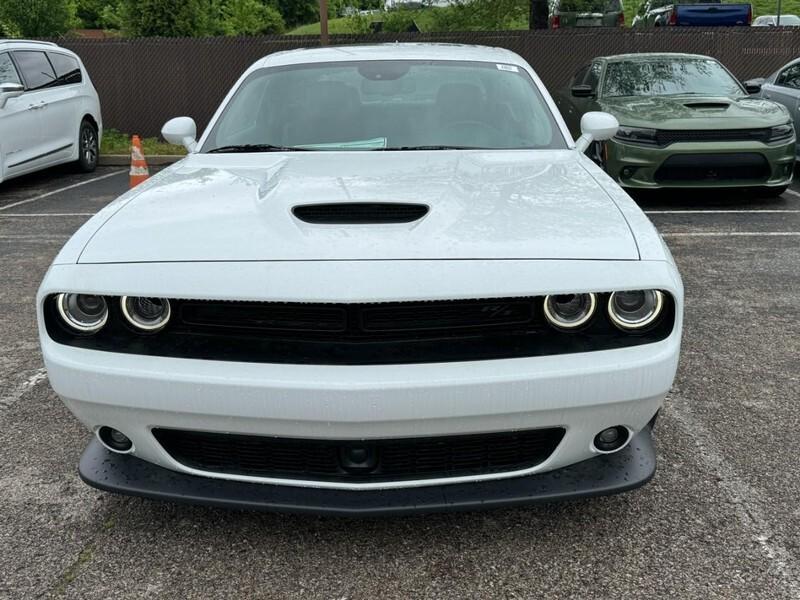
1,165 -> 799,599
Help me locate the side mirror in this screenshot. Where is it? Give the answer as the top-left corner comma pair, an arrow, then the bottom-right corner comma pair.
742,79 -> 764,94
575,111 -> 619,153
0,82 -> 24,109
571,84 -> 594,98
161,116 -> 198,152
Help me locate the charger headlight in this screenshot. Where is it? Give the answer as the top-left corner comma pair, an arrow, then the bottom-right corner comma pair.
767,122 -> 795,144
121,296 -> 171,332
613,126 -> 658,146
543,293 -> 597,330
608,290 -> 664,330
56,293 -> 108,334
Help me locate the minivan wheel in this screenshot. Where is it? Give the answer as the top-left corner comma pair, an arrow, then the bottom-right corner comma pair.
77,120 -> 98,173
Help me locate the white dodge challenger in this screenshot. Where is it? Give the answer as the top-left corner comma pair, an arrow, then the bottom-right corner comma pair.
37,44 -> 683,515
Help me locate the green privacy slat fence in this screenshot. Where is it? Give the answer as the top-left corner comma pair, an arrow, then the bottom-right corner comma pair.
51,28 -> 800,137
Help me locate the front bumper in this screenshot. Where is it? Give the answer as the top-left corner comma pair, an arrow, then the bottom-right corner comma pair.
605,138 -> 795,189
79,425 -> 656,516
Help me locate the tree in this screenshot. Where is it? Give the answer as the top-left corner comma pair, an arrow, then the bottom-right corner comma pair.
119,0 -> 215,36
0,0 -> 78,37
0,18 -> 22,38
221,0 -> 285,34
273,0 -> 319,28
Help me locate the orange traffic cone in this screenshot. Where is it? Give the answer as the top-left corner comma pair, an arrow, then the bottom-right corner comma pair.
129,135 -> 150,188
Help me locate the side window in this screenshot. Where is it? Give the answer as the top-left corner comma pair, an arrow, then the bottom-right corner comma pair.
12,51 -> 56,91
0,53 -> 21,85
48,53 -> 82,86
585,62 -> 602,92
777,64 -> 800,90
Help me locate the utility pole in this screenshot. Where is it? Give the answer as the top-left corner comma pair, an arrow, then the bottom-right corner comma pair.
530,0 -> 549,29
320,0 -> 329,46
776,0 -> 782,25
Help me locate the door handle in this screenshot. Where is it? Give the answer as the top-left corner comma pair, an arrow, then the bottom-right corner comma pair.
27,101 -> 46,110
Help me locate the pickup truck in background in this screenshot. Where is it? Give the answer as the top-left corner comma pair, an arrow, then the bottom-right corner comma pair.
632,0 -> 752,26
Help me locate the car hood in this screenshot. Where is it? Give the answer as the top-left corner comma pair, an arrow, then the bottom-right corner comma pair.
77,151 -> 640,264
599,95 -> 789,129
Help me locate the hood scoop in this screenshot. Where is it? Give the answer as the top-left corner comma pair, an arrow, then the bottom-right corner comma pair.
684,102 -> 730,110
292,202 -> 429,224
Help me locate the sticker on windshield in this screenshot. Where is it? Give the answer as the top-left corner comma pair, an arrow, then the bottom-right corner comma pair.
496,64 -> 519,73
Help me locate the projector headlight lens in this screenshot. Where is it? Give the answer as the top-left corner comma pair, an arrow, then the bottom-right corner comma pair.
608,290 -> 664,330
56,293 -> 108,334
543,293 -> 597,330
121,296 -> 171,332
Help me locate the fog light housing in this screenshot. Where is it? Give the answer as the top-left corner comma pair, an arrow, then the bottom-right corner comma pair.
97,426 -> 133,453
56,293 -> 108,334
121,296 -> 171,332
593,426 -> 629,452
620,166 -> 636,179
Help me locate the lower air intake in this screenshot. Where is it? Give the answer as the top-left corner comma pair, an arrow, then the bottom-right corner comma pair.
153,427 -> 566,483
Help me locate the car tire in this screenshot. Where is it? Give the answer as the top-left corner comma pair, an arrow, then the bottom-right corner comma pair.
77,120 -> 99,173
759,186 -> 788,198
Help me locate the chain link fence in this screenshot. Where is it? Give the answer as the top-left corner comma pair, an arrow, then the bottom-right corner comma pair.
55,28 -> 800,137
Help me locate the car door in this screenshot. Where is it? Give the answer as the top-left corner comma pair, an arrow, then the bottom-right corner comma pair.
558,64 -> 590,137
44,52 -> 85,161
762,62 -> 800,157
11,50 -> 73,168
0,51 -> 45,179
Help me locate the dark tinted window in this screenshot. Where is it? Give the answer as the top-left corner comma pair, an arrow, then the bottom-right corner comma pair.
572,65 -> 589,86
0,53 -> 21,85
777,64 -> 800,90
13,51 -> 56,90
48,53 -> 82,85
585,62 -> 602,91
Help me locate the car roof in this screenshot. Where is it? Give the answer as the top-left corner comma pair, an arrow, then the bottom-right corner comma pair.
257,43 -> 523,69
0,39 -> 61,51
600,52 -> 714,62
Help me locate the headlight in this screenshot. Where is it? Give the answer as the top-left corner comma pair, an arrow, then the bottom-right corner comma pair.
613,126 -> 658,146
767,123 -> 795,144
607,290 -> 664,330
121,296 -> 171,332
56,293 -> 108,333
543,293 -> 597,330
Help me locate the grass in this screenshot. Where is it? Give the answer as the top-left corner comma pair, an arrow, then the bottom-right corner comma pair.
101,128 -> 186,156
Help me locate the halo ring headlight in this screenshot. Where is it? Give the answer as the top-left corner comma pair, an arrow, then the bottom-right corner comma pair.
121,296 -> 171,332
56,293 -> 108,334
608,290 -> 664,330
543,292 -> 597,330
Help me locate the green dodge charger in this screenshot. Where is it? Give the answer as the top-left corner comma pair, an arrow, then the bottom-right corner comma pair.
556,53 -> 795,195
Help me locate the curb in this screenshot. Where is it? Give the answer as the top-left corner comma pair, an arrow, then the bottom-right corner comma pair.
99,155 -> 185,166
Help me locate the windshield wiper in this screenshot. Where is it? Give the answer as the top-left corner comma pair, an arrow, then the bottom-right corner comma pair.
206,144 -> 309,153
381,145 -> 490,151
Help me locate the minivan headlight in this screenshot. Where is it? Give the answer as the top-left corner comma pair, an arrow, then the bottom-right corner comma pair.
56,293 -> 108,333
613,126 -> 658,146
608,290 -> 664,330
544,293 -> 597,329
767,123 -> 795,144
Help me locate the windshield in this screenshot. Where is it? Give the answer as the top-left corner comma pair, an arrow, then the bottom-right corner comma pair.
602,58 -> 744,98
772,15 -> 800,24
202,60 -> 565,152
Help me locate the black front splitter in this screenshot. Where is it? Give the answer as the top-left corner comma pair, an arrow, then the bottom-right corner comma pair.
79,427 -> 656,516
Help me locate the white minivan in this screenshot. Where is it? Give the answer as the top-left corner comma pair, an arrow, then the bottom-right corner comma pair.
0,40 -> 102,184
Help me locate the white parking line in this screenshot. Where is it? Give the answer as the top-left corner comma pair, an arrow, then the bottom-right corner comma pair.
0,170 -> 125,213
0,368 -> 47,410
784,188 -> 800,199
646,210 -> 800,214
0,213 -> 96,217
663,232 -> 800,237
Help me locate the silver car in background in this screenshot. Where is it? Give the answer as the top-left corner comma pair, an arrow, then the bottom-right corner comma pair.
748,58 -> 800,159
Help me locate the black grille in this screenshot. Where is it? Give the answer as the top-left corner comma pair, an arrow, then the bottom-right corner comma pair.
152,427 -> 566,482
655,129 -> 771,147
44,294 -> 676,365
654,153 -> 770,183
292,203 -> 429,224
